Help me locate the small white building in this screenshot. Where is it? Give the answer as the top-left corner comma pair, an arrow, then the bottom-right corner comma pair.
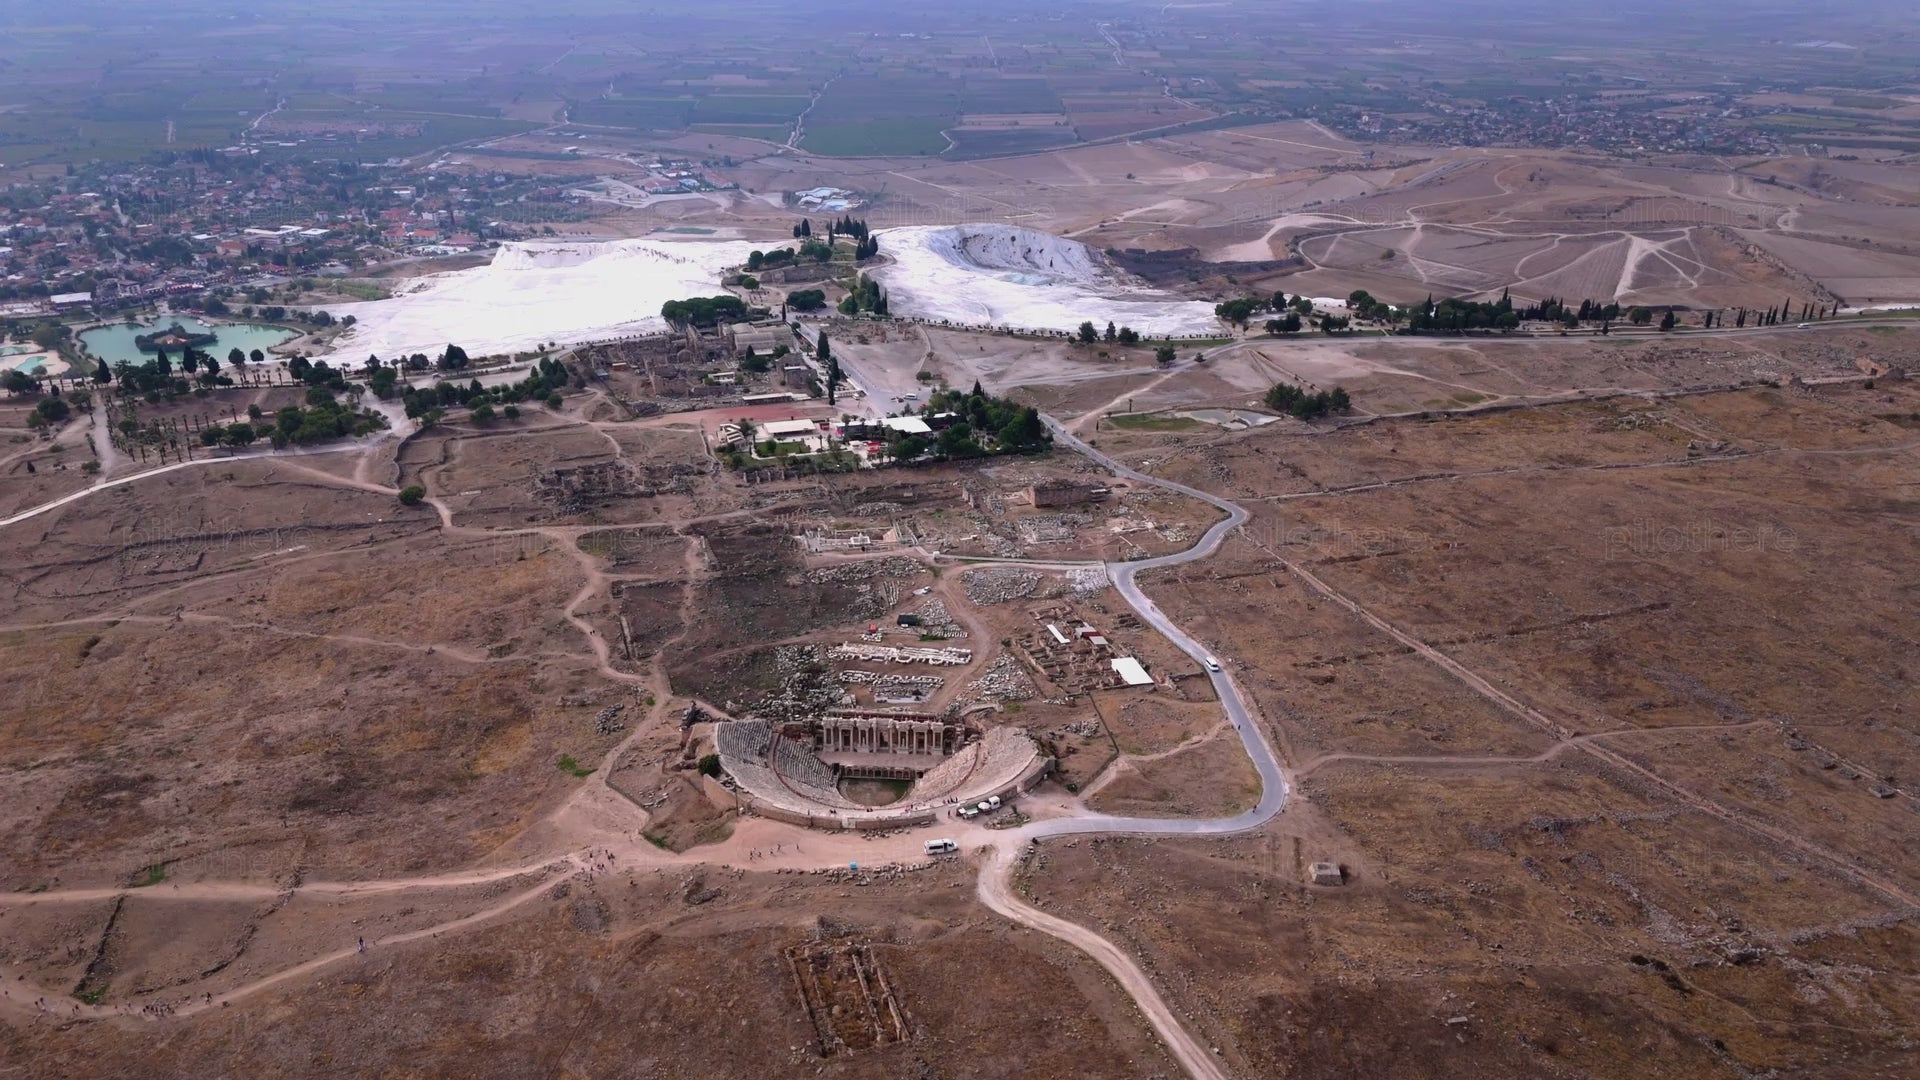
760,419 -> 820,441
882,416 -> 932,436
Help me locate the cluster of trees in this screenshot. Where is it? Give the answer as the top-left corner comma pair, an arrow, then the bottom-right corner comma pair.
402,378 -> 488,421
1721,300 -> 1837,328
817,331 -> 844,405
746,248 -> 795,271
838,276 -> 888,316
1212,288 -> 1663,336
254,399 -> 387,448
32,394 -> 72,424
1077,321 -> 1142,345
479,354 -> 572,411
108,349 -> 233,399
826,215 -> 870,241
1,369 -> 42,396
1405,295 -> 1523,333
1339,291 -> 1390,322
661,295 -> 749,327
906,382 -> 1050,460
738,342 -> 788,374
754,239 -> 836,271
287,354 -> 351,392
824,216 -> 880,259
1264,381 -> 1352,420
399,355 -> 570,422
6,321 -> 70,351
198,422 -> 259,448
1215,291 -> 1317,330
3,376 -> 79,426
186,301 -> 343,328
1571,299 -> 1625,323
365,359 -> 400,399
1395,291 -> 1638,334
786,288 -> 828,312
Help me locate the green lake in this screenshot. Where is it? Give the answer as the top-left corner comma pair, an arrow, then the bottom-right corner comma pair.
79,317 -> 299,366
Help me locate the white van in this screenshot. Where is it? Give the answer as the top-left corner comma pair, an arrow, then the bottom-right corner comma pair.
1203,656 -> 1222,673
986,795 -> 1002,809
925,838 -> 958,855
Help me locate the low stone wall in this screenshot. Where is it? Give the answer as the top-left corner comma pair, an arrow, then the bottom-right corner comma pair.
738,794 -> 936,831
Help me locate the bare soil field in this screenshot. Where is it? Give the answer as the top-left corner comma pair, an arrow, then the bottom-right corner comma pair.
1021,765 -> 1917,1080
1085,726 -> 1258,819
1012,378 -> 1920,1075
1039,325 -> 1920,435
1,864 -> 1180,1079
617,125 -> 1920,312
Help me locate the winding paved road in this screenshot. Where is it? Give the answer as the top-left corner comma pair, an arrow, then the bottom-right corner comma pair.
973,416 -> 1289,1080
1015,417 -> 1287,841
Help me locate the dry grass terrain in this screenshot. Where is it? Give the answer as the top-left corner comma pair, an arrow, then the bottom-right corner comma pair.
2,863 -> 1179,1079
1008,376 -> 1918,1077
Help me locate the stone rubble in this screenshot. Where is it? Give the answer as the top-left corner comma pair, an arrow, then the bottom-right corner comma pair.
961,567 -> 1042,605
962,653 -> 1039,703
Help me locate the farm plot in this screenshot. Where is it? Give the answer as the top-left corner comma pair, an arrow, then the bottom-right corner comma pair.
1505,234 -> 1634,302
1741,231 -> 1920,303
689,95 -> 810,125
1062,96 -> 1211,141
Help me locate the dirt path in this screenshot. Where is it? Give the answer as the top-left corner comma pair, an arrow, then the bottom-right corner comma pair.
0,611 -> 546,665
1241,530 -> 1920,910
1080,721 -> 1230,800
977,845 -> 1228,1080
1291,719 -> 1776,777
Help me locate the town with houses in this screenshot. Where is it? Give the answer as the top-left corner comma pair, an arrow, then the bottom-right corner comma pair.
0,154 -> 738,315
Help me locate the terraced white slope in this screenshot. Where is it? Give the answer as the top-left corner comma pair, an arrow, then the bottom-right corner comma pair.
328,238 -> 756,360
872,224 -> 1218,335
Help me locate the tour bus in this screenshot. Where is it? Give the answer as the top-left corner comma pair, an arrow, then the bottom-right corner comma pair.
1203,656 -> 1222,672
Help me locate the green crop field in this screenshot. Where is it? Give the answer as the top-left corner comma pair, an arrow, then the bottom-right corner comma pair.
958,78 -> 1064,114
801,119 -> 951,157
569,97 -> 697,130
1106,413 -> 1203,432
690,95 -> 811,124
688,123 -> 793,142
810,75 -> 963,122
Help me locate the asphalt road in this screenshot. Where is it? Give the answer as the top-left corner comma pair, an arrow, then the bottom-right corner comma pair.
1014,417 -> 1289,842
